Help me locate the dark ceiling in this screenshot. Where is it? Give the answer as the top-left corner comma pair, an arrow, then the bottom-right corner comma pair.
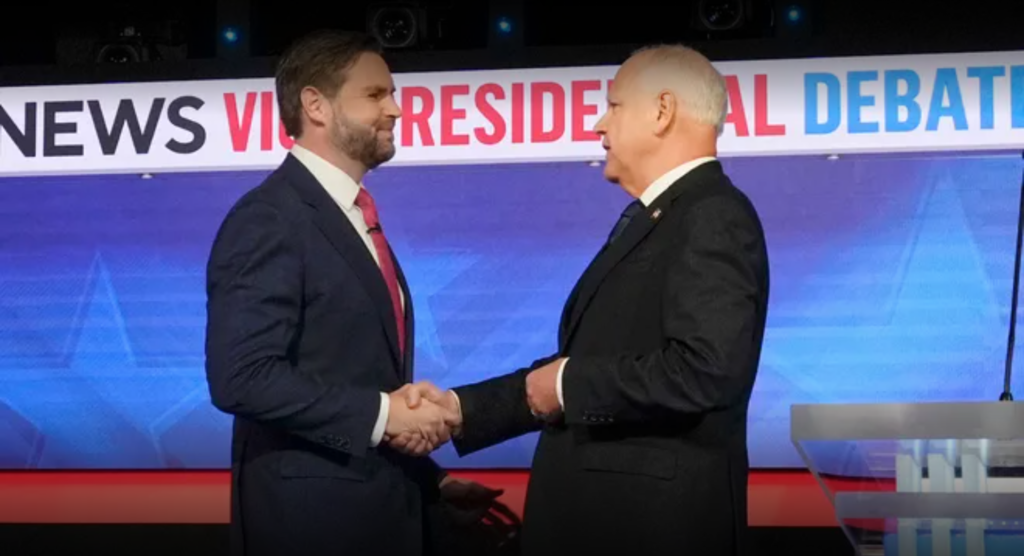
0,0 -> 1021,81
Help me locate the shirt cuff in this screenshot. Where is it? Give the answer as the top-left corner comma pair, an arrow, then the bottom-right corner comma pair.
556,358 -> 568,409
448,390 -> 464,437
370,392 -> 389,447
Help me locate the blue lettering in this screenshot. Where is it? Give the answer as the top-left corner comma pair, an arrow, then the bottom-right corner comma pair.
927,68 -> 968,131
805,73 -> 841,134
967,66 -> 1005,129
847,71 -> 879,133
884,70 -> 921,132
1012,66 -> 1024,128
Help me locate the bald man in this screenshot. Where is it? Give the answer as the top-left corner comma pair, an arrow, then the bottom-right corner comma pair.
399,45 -> 769,555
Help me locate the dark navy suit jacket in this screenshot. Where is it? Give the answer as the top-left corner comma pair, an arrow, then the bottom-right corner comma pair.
205,153 -> 442,556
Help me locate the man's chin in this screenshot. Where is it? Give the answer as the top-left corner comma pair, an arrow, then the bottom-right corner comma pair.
366,146 -> 396,169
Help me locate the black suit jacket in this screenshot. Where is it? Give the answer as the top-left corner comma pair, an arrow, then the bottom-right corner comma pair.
205,154 -> 443,556
451,161 -> 770,556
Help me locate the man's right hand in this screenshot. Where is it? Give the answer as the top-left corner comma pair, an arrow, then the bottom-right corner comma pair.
385,381 -> 462,456
384,384 -> 460,456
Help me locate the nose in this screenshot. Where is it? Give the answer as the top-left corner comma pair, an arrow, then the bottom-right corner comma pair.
385,93 -> 402,119
593,111 -> 607,135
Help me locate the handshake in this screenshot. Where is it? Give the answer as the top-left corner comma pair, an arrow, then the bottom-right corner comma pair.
383,381 -> 461,457
381,358 -> 567,457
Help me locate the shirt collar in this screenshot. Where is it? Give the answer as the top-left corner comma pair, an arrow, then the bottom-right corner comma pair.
639,156 -> 717,206
290,144 -> 362,210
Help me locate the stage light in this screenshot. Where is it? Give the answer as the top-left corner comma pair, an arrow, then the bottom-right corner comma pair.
222,26 -> 239,43
97,44 -> 140,63
95,25 -> 146,64
773,2 -> 811,39
487,0 -> 522,49
697,0 -> 744,31
367,5 -> 420,49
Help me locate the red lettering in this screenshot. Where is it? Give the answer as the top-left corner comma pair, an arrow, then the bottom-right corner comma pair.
279,120 -> 294,149
260,92 -> 273,151
531,82 -> 565,142
474,84 -> 506,145
754,74 -> 785,136
511,83 -> 525,143
224,92 -> 257,152
723,76 -> 749,137
440,85 -> 470,145
571,80 -> 600,141
400,86 -> 435,146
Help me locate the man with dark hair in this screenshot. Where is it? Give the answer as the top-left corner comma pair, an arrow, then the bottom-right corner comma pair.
204,29 -> 487,555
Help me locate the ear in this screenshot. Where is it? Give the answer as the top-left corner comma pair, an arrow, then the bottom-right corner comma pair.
300,86 -> 330,129
654,89 -> 676,135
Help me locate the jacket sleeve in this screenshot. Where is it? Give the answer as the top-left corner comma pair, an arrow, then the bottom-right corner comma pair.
449,353 -> 556,455
204,199 -> 380,457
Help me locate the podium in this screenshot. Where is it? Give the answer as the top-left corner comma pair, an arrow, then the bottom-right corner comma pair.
790,402 -> 1024,555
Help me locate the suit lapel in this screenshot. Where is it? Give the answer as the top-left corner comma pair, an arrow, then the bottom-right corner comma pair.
563,203 -> 662,346
558,247 -> 603,348
282,155 -> 403,373
561,161 -> 723,348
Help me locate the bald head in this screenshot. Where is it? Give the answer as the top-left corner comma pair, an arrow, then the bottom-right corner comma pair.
623,45 -> 728,135
592,44 -> 725,197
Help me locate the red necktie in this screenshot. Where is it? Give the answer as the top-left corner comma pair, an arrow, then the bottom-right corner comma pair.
354,188 -> 405,358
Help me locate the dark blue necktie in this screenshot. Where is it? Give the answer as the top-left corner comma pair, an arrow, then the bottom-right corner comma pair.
607,200 -> 644,245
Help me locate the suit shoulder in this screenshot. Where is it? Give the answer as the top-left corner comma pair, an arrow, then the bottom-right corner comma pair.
221,167 -> 302,223
208,168 -> 305,257
680,172 -> 762,227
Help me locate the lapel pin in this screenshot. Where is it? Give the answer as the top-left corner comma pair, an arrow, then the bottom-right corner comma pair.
651,208 -> 662,220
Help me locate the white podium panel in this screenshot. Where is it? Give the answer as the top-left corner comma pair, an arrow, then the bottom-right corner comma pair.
791,402 -> 1024,556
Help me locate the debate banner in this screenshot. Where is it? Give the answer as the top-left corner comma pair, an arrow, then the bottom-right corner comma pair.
2,50 -> 1023,176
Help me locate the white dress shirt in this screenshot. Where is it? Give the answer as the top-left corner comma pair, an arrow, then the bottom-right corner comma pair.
290,144 -> 404,448
554,157 -> 717,408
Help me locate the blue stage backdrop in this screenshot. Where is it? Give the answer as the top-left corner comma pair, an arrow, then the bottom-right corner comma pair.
1,152 -> 1022,469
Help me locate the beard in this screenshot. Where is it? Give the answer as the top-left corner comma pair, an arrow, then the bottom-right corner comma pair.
329,113 -> 395,170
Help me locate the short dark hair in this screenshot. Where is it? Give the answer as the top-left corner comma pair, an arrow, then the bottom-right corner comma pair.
275,30 -> 384,138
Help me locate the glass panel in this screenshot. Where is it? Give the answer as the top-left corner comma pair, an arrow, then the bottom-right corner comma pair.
792,402 -> 1024,555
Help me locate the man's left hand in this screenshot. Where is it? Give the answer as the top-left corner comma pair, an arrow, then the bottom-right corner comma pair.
526,358 -> 564,419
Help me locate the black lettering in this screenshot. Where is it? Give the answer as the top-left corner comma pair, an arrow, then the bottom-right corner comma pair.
166,96 -> 206,154
88,98 -> 164,155
0,102 -> 37,157
43,101 -> 84,157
